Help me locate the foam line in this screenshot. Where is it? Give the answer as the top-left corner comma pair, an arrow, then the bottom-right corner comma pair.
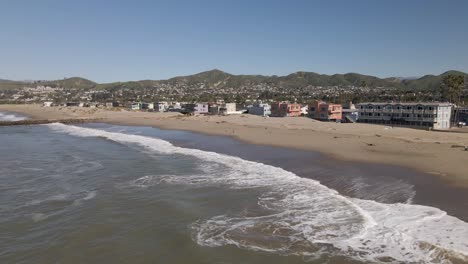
47,123 -> 468,263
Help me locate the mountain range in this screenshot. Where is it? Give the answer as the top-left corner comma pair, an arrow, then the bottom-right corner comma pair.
1,69 -> 466,91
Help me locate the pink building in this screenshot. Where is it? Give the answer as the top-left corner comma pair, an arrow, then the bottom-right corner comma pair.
270,102 -> 302,117
308,101 -> 342,121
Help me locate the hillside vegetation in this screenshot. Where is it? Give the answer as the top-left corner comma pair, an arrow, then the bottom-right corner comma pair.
1,69 -> 466,91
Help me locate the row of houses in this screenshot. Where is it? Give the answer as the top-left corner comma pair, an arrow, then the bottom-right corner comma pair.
248,101 -> 457,130
43,101 -> 120,108
129,102 -> 245,115
45,99 -> 458,130
248,101 -> 343,120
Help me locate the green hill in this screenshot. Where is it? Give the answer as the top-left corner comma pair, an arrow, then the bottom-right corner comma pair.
402,71 -> 468,91
1,70 -> 466,91
39,77 -> 96,89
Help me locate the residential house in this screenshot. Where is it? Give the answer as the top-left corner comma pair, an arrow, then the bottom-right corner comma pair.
154,102 -> 169,112
195,103 -> 209,114
105,102 -> 120,107
270,102 -> 302,117
208,103 -> 221,115
130,102 -> 142,110
182,103 -> 196,114
308,101 -> 342,121
219,103 -> 238,115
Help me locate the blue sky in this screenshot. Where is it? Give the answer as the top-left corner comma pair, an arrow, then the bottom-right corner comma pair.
1,0 -> 467,82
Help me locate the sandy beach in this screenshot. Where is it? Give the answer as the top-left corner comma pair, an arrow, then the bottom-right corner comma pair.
2,104 -> 468,187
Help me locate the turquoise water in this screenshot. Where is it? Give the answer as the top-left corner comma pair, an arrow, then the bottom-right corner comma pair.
0,122 -> 467,263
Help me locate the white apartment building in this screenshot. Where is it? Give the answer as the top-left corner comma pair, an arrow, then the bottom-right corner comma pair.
357,102 -> 452,129
248,102 -> 271,117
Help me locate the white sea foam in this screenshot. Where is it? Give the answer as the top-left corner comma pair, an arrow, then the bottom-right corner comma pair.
0,112 -> 26,121
47,123 -> 468,263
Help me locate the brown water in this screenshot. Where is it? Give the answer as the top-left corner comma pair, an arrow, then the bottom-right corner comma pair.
1,122 -> 467,263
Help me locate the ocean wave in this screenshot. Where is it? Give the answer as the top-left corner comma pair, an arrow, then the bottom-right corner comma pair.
47,123 -> 468,263
0,112 -> 27,121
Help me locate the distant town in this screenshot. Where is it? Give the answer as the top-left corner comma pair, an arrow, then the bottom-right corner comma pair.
1,69 -> 467,130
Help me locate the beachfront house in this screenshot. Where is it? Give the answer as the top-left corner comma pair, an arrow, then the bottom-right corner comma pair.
308,101 -> 342,121
141,103 -> 152,110
270,102 -> 301,117
154,102 -> 169,112
248,102 -> 271,117
208,103 -> 220,115
357,102 -> 453,129
130,102 -> 142,110
219,103 -> 239,115
105,102 -> 120,107
182,103 -> 196,114
195,103 -> 209,114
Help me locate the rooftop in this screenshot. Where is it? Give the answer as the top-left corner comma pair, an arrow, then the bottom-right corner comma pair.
357,102 -> 452,107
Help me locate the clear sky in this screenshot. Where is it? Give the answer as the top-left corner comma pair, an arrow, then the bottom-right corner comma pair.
1,0 -> 467,83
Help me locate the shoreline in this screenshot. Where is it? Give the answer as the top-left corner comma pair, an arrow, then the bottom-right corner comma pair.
1,104 -> 468,188
82,122 -> 468,222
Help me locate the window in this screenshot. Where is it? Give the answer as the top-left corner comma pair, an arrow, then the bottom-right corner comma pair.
309,107 -> 315,112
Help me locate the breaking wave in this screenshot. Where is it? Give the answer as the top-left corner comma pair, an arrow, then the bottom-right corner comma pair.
47,123 -> 468,263
0,111 -> 27,121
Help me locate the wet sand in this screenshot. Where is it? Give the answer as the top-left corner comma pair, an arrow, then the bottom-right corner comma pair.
110,123 -> 468,222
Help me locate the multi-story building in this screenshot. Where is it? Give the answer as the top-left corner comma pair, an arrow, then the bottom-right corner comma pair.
270,102 -> 301,117
248,102 -> 271,117
357,102 -> 452,129
308,101 -> 342,121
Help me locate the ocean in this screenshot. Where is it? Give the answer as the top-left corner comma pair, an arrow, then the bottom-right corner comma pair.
1,114 -> 467,263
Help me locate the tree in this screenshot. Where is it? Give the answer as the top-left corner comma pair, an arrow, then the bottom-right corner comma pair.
440,75 -> 464,103
440,74 -> 465,125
